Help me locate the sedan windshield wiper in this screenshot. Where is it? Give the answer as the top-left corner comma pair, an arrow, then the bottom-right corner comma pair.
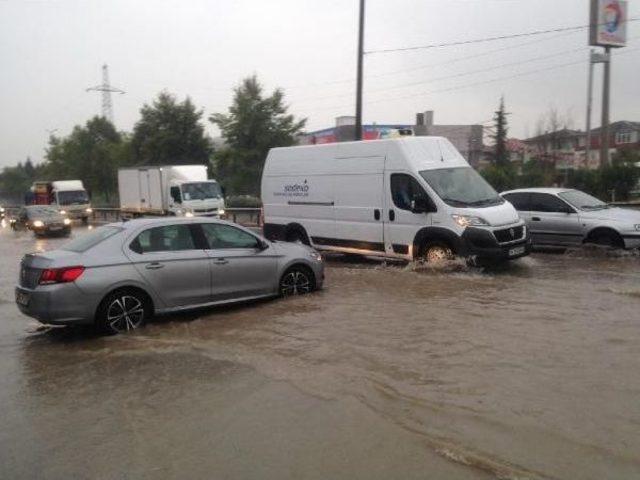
581,204 -> 609,210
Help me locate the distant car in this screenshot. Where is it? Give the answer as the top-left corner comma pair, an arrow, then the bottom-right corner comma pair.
0,205 -> 5,219
501,188 -> 640,249
15,217 -> 324,334
11,205 -> 71,237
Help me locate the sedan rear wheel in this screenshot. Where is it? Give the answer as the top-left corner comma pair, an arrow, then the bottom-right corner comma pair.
280,267 -> 314,296
97,291 -> 148,334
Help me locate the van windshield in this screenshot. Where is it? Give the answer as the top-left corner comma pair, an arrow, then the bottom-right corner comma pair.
58,190 -> 89,205
181,182 -> 222,201
420,167 -> 503,208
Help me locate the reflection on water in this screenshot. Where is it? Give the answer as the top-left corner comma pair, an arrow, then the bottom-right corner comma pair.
1,225 -> 640,479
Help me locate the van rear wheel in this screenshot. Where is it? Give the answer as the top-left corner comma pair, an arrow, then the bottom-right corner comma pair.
419,241 -> 454,263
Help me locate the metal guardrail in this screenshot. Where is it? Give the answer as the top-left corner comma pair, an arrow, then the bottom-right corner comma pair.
1,205 -> 263,228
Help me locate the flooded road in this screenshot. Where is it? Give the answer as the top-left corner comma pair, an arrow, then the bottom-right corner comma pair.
1,220 -> 640,479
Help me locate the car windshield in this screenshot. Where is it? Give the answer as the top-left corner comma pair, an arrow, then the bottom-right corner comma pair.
26,206 -> 60,218
58,190 -> 89,205
419,167 -> 504,208
181,182 -> 222,201
61,226 -> 122,252
558,190 -> 608,210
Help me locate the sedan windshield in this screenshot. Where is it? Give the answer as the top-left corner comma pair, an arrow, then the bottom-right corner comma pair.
420,167 -> 503,208
58,190 -> 89,206
181,182 -> 222,201
558,190 -> 608,210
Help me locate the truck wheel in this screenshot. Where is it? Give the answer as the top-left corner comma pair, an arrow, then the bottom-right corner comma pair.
419,241 -> 453,263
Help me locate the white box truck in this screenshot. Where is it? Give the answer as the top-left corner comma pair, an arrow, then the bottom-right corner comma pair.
30,180 -> 92,223
261,137 -> 531,264
118,165 -> 225,217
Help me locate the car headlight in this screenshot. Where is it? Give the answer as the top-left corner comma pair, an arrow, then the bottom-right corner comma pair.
59,210 -> 66,215
63,218 -> 71,225
308,250 -> 323,262
85,208 -> 93,213
451,214 -> 489,227
0,207 -> 4,213
32,220 -> 44,228
218,208 -> 225,216
185,211 -> 194,218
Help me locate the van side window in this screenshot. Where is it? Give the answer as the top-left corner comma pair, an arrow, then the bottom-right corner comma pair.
390,174 -> 434,211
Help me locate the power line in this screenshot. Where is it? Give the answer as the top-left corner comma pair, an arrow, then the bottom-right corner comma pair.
365,18 -> 639,55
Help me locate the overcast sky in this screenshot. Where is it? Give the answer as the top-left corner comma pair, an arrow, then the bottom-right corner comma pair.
1,0 -> 639,168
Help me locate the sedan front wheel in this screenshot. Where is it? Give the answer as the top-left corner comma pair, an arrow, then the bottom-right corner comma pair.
280,266 -> 314,296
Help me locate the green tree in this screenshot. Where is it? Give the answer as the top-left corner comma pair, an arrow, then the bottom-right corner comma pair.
0,160 -> 41,201
492,96 -> 510,167
210,75 -> 306,196
132,92 -> 212,166
43,116 -> 131,203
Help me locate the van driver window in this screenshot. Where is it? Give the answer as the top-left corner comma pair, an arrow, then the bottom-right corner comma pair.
390,174 -> 431,211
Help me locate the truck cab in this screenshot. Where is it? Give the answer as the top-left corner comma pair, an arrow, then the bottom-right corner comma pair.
169,180 -> 225,217
31,180 -> 92,223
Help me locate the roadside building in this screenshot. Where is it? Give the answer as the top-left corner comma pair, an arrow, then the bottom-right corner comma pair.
300,111 -> 485,167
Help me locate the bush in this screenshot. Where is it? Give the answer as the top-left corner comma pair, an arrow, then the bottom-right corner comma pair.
225,195 -> 262,208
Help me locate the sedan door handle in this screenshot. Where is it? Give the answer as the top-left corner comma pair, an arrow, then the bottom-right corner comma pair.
145,262 -> 164,270
531,217 -> 541,221
213,258 -> 229,265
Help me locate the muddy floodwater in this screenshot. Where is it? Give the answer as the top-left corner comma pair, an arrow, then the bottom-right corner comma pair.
1,221 -> 640,479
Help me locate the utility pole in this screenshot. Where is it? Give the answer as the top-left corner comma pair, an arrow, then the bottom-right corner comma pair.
354,0 -> 365,141
599,47 -> 611,167
586,50 -> 608,168
86,64 -> 125,125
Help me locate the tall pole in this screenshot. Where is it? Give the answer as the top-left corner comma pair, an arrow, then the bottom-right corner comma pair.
354,0 -> 365,141
86,64 -> 125,125
600,46 -> 611,167
585,50 -> 595,168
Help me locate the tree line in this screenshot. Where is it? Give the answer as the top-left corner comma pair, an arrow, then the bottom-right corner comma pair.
0,75 -> 305,205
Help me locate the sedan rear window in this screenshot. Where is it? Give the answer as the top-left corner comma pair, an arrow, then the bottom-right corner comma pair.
62,226 -> 123,253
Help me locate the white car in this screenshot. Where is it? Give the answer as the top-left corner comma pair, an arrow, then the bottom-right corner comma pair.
261,137 -> 530,264
501,188 -> 640,249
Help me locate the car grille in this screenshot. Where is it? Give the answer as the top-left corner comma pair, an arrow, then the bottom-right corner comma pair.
20,266 -> 41,289
494,226 -> 525,244
48,222 -> 64,228
193,208 -> 218,214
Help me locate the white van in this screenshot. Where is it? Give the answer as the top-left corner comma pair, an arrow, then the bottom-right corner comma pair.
261,137 -> 531,263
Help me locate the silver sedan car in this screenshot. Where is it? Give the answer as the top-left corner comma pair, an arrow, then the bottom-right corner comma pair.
501,188 -> 640,249
15,217 -> 324,334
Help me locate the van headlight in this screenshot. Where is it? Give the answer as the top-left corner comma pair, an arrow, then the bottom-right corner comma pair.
59,210 -> 66,215
85,208 -> 93,213
451,214 -> 489,227
218,208 -> 225,216
185,211 -> 194,218
63,218 -> 71,225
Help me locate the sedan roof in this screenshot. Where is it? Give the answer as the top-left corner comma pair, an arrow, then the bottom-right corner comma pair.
105,216 -> 231,230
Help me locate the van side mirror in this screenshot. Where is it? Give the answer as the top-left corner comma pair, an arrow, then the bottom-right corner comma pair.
411,197 -> 433,214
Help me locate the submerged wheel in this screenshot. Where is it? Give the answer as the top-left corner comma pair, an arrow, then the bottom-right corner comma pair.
587,230 -> 623,249
286,228 -> 310,245
280,266 -> 315,296
420,241 -> 454,263
96,290 -> 150,334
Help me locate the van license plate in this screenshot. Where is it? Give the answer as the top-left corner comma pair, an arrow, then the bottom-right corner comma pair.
509,246 -> 526,257
16,291 -> 29,306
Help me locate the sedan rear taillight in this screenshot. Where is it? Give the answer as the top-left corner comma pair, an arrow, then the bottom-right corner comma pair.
39,266 -> 85,285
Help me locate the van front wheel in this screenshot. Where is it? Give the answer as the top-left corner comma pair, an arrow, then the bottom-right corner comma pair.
419,241 -> 453,263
